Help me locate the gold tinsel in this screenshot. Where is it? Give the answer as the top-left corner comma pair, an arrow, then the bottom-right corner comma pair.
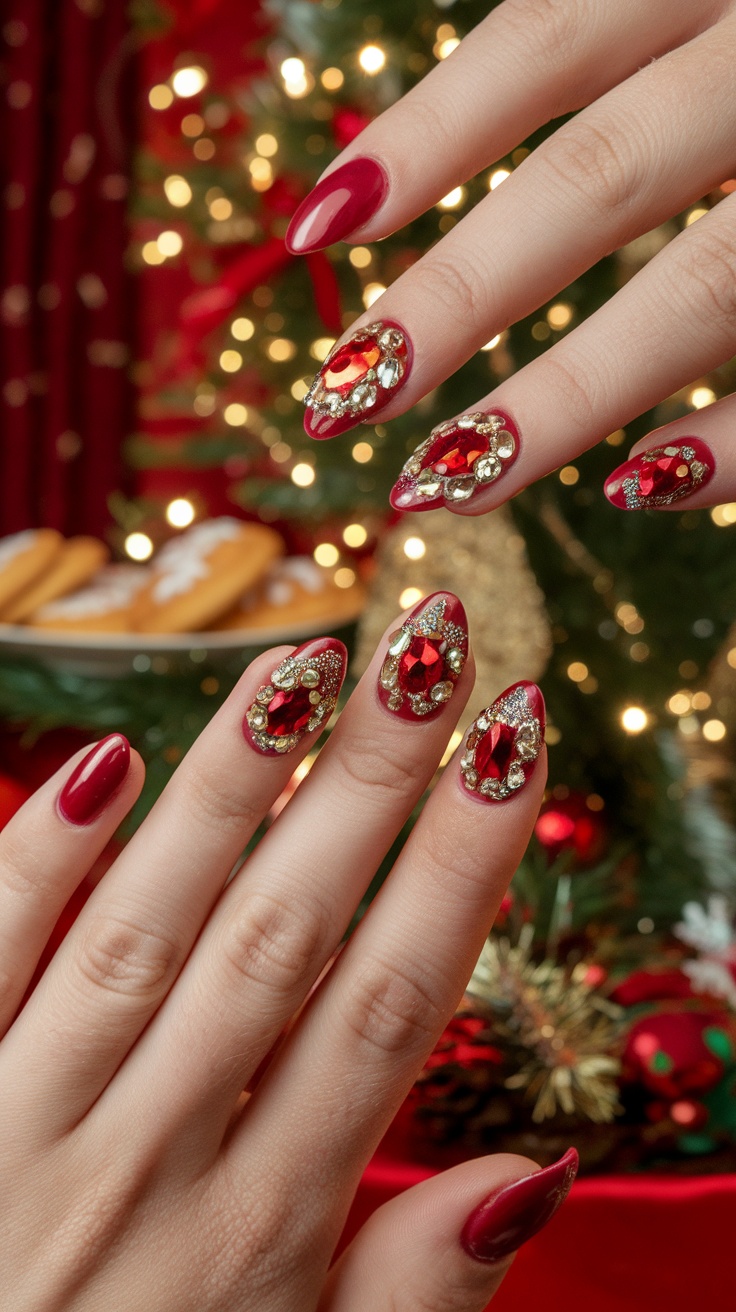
354,507 -> 552,731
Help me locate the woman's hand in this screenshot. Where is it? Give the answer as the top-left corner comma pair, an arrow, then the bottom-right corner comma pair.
0,595 -> 575,1312
288,0 -> 736,519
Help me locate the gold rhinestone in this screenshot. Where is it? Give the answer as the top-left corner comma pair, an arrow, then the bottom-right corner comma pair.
446,647 -> 465,673
388,628 -> 411,656
430,680 -> 453,703
496,431 -> 515,459
464,768 -> 479,788
301,668 -> 320,688
309,689 -> 321,705
256,685 -> 274,704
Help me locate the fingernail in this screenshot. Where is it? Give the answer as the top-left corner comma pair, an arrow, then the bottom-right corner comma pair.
286,157 -> 389,255
460,680 -> 545,802
391,410 -> 520,512
604,436 -> 715,510
243,637 -> 347,754
304,320 -> 412,439
461,1148 -> 578,1263
57,735 -> 130,826
378,592 -> 468,721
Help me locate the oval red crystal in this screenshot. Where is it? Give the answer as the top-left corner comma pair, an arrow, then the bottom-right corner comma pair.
637,453 -> 692,500
265,684 -> 316,736
397,634 -> 444,695
323,337 -> 381,395
425,426 -> 490,477
475,720 -> 517,781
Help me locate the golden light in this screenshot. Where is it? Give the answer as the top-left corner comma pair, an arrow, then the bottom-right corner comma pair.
567,661 -> 589,683
489,168 -> 511,190
290,378 -> 310,401
403,536 -> 426,561
157,230 -> 183,257
703,719 -> 727,742
481,334 -> 502,350
219,349 -> 243,373
149,84 -> 174,110
621,706 -> 648,734
711,503 -> 736,526
334,567 -> 356,589
280,57 -> 312,98
181,113 -> 204,137
193,387 -> 215,416
437,186 -> 465,210
209,196 -> 233,221
255,133 -> 278,157
606,429 -> 626,446
362,281 -> 386,308
343,523 -> 367,548
309,336 -> 336,361
321,67 -> 345,90
559,465 -> 579,485
435,36 -> 461,58
728,647 -> 736,669
249,157 -> 273,191
685,206 -> 708,226
349,246 -> 373,268
165,498 -> 195,529
172,66 -> 208,98
359,44 -> 386,74
678,715 -> 699,736
399,586 -> 424,609
629,642 -> 649,663
231,317 -> 255,341
141,241 -> 165,266
224,403 -> 248,426
164,174 -> 192,207
291,463 -> 315,488
547,302 -> 574,330
270,442 -> 292,463
266,337 -> 297,362
691,690 -> 711,711
124,532 -> 154,561
689,385 -> 716,408
440,730 -> 463,768
352,441 -> 373,463
668,692 -> 691,716
314,542 -> 339,567
193,138 -> 215,161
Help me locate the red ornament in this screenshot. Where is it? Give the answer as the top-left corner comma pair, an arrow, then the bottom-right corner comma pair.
611,969 -> 693,1007
0,772 -> 31,830
623,1011 -> 729,1100
535,792 -> 607,865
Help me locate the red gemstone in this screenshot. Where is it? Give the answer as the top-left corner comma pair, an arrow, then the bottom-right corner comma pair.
397,634 -> 444,695
323,336 -> 381,395
637,453 -> 691,500
425,426 -> 489,477
265,684 -> 316,736
475,720 -> 517,781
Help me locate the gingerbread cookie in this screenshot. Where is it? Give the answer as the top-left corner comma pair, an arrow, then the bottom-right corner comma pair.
131,518 -> 284,634
29,565 -> 151,632
216,555 -> 365,631
4,536 -> 110,623
0,529 -> 63,617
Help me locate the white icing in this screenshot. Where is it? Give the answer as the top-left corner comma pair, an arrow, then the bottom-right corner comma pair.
262,557 -> 328,609
37,565 -> 148,618
151,518 -> 243,604
0,530 -> 38,570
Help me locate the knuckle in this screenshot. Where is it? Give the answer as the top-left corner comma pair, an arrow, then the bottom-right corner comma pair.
220,889 -> 330,998
667,222 -> 736,330
418,248 -> 495,330
339,957 -> 442,1058
534,346 -> 605,437
544,115 -> 643,217
76,914 -> 178,999
0,828 -> 59,912
178,767 -> 260,841
500,0 -> 581,61
334,727 -> 431,801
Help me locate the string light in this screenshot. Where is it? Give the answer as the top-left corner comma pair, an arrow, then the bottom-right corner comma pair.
266,337 -> 296,362
358,44 -> 386,74
689,386 -> 716,408
125,532 -> 154,561
488,168 -> 511,190
703,719 -> 727,742
255,133 -> 278,157
567,661 -> 589,683
141,241 -> 165,266
349,246 -> 372,268
437,186 -> 464,210
181,113 -> 204,137
193,385 -> 216,416
157,230 -> 183,257
403,536 -> 426,560
280,57 -> 312,98
481,334 -> 502,350
209,197 -> 233,220
291,463 -> 315,487
352,441 -> 373,463
164,175 -> 192,207
334,567 -> 356,588
559,466 -> 579,485
231,317 -> 255,341
166,498 -> 195,528
321,67 -> 344,90
290,379 -> 310,401
691,691 -> 711,710
621,706 -> 648,734
685,206 -> 708,226
606,429 -> 626,446
249,157 -> 273,190
711,503 -> 736,526
440,729 -> 464,767
270,442 -> 291,463
149,84 -> 174,110
172,66 -> 208,98
193,139 -> 215,161
362,282 -> 386,309
728,648 -> 736,669
314,542 -> 339,567
547,303 -> 574,329
343,523 -> 367,548
219,349 -> 242,372
399,586 -> 423,609
667,692 -> 691,716
224,403 -> 248,426
309,336 -> 336,360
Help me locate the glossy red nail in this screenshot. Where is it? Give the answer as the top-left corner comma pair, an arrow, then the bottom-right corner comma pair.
604,436 -> 714,510
304,320 -> 412,439
461,1148 -> 578,1263
460,680 -> 545,802
243,637 -> 347,755
286,157 -> 389,255
391,410 -> 520,512
58,734 -> 130,826
378,592 -> 468,721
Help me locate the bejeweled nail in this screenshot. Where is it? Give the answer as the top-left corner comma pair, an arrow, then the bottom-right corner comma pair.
391,410 -> 520,512
461,1148 -> 578,1263
604,436 -> 715,510
286,157 -> 389,254
303,319 -> 412,440
460,680 -> 545,802
243,637 -> 347,755
57,734 -> 130,826
378,592 -> 468,721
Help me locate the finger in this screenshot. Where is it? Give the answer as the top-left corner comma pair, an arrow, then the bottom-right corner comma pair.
286,0 -> 716,253
235,682 -> 546,1196
99,594 -> 473,1161
0,736 -> 142,1037
319,1151 -> 577,1312
302,15 -> 736,439
393,190 -> 736,517
1,638 -> 346,1139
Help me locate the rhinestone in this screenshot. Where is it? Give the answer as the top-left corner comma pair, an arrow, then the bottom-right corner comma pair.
376,358 -> 400,388
464,768 -> 479,788
249,708 -> 267,730
637,450 -> 695,502
308,690 -> 321,705
377,327 -> 404,351
256,685 -> 274,704
474,455 -> 502,483
262,684 -> 316,737
446,647 -> 465,673
475,719 -> 518,782
322,336 -> 381,395
388,629 -> 411,657
415,475 -> 442,497
301,668 -> 320,688
691,460 -> 704,478
388,689 -> 403,711
445,477 -> 475,501
507,764 -> 526,790
430,680 -> 453,703
380,665 -> 397,690
497,432 -> 516,459
397,634 -> 444,695
457,414 -> 477,429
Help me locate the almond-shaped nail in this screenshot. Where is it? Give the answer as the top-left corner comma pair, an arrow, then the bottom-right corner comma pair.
461,1148 -> 578,1263
286,157 -> 389,255
303,320 -> 412,439
460,680 -> 545,802
243,637 -> 347,755
378,591 -> 468,721
57,734 -> 130,826
391,410 -> 520,512
604,436 -> 715,510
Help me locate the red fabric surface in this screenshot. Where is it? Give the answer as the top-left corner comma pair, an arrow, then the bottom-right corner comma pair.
348,1143 -> 735,1310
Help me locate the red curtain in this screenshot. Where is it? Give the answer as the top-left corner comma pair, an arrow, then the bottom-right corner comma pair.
0,0 -> 136,536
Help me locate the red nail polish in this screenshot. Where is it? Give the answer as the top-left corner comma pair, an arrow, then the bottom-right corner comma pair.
461,1148 -> 578,1263
378,592 -> 468,721
243,637 -> 347,755
304,320 -> 412,440
58,735 -> 130,826
286,157 -> 389,255
391,410 -> 520,512
460,680 -> 545,802
604,436 -> 714,510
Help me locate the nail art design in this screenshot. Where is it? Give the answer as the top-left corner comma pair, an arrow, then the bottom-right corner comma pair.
285,157 -> 389,254
58,734 -> 130,826
461,1148 -> 578,1264
461,681 -> 544,801
391,411 -> 519,512
378,592 -> 468,721
303,320 -> 411,439
243,638 -> 346,755
604,436 -> 714,510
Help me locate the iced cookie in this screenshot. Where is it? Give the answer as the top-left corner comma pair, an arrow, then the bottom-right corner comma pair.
216,555 -> 365,632
4,536 -> 110,623
0,529 -> 63,616
29,565 -> 150,632
131,518 -> 284,634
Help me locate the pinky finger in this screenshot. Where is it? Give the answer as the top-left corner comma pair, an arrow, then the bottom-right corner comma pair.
319,1150 -> 577,1312
0,736 -> 143,1035
603,397 -> 736,513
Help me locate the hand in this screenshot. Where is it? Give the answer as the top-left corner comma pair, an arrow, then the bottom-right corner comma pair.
288,0 -> 736,519
0,596 -> 574,1312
